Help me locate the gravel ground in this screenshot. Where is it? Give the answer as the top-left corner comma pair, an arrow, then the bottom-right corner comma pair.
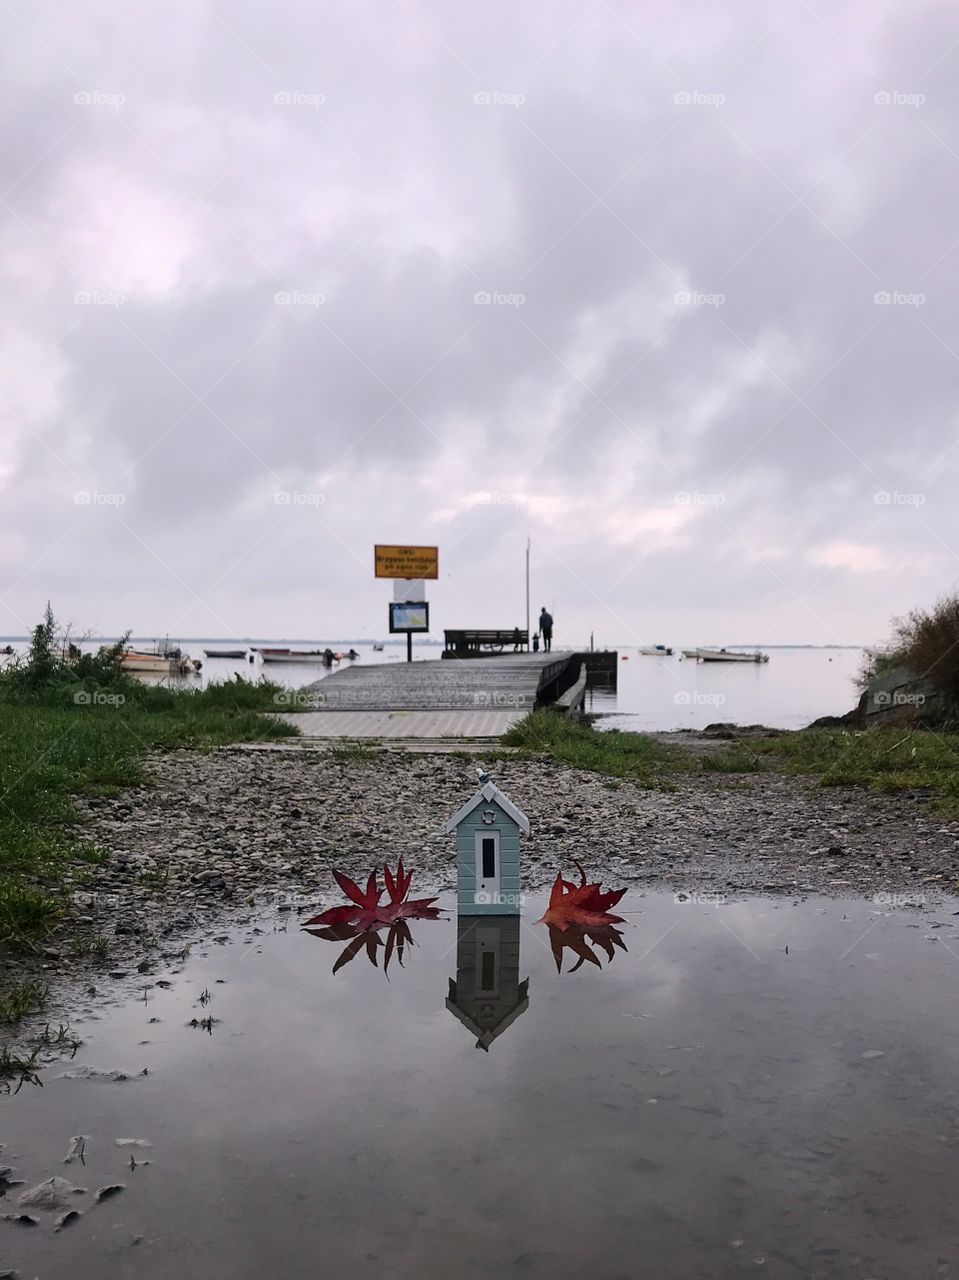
14,739 -> 952,976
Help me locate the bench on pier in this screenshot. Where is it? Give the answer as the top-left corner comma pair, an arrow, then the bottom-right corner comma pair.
443,628 -> 529,658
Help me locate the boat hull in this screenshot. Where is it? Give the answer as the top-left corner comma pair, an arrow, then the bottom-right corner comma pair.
260,652 -> 332,664
120,654 -> 178,674
696,649 -> 768,663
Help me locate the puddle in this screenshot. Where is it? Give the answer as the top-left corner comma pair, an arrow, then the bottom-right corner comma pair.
3,892 -> 959,1278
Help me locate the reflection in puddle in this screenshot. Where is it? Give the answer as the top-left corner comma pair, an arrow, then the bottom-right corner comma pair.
446,915 -> 529,1050
4,892 -> 959,1279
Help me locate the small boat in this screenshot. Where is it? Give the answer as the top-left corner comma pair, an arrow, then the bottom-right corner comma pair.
203,648 -> 247,659
681,649 -> 699,659
694,648 -> 769,664
372,642 -> 385,652
1,643 -> 14,656
638,645 -> 673,656
115,639 -> 200,675
259,648 -> 337,665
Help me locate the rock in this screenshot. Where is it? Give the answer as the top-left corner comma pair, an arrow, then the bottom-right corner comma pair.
60,1066 -> 145,1082
96,1184 -> 126,1202
63,1135 -> 89,1164
19,1177 -> 85,1212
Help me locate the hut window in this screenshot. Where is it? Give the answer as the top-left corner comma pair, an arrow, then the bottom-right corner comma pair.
474,828 -> 501,892
481,837 -> 496,879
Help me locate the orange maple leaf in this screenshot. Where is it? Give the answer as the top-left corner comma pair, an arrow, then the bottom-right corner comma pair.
537,860 -> 627,930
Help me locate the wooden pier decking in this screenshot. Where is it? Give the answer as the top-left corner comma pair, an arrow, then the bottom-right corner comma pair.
279,652 -> 578,739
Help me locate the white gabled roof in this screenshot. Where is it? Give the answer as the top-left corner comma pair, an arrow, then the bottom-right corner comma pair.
442,781 -> 530,835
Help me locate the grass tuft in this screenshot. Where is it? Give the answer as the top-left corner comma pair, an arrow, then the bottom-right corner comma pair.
502,710 -> 690,784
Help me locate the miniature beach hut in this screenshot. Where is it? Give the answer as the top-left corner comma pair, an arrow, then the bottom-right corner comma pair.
443,774 -> 529,915
446,914 -> 529,1050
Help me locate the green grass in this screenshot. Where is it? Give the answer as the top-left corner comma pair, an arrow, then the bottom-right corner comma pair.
0,663 -> 298,948
0,979 -> 48,1024
504,712 -> 959,815
502,710 -> 690,785
714,727 -> 959,811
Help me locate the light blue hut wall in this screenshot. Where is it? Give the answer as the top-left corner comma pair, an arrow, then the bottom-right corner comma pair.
456,797 -> 522,915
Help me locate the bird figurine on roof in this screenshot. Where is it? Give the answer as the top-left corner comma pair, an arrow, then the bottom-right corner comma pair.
476,767 -> 491,785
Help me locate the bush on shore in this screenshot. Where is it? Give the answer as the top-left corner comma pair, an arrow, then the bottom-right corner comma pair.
859,592 -> 959,705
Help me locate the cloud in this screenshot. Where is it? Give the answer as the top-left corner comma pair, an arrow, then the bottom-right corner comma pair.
1,0 -> 958,643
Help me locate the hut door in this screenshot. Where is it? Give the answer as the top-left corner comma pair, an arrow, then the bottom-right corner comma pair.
474,828 -> 501,902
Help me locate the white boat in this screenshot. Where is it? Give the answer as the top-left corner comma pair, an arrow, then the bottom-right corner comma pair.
372,642 -> 385,651
115,639 -> 200,675
694,648 -> 769,664
681,649 -> 699,659
259,648 -> 335,665
637,645 -> 673,656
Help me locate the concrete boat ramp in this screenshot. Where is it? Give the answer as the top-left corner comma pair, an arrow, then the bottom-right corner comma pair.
278,652 -> 579,740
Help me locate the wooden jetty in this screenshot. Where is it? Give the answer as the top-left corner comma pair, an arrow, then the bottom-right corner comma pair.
280,651 -> 599,739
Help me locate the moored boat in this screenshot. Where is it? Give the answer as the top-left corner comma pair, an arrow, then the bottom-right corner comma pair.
637,645 -> 673,656
114,639 -> 200,675
259,648 -> 336,665
203,648 -> 247,659
694,648 -> 769,664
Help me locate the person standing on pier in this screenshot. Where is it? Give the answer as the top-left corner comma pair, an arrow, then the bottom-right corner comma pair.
538,606 -> 554,653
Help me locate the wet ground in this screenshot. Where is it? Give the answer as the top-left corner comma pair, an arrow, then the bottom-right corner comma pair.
3,891 -> 959,1279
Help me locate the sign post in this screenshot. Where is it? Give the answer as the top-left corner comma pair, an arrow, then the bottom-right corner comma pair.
389,600 -> 430,663
376,546 -> 437,663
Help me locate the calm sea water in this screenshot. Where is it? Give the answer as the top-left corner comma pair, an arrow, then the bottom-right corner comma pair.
588,646 -> 865,731
0,640 -> 865,730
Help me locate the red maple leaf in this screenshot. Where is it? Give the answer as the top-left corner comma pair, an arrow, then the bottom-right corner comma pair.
537,860 -> 627,930
305,918 -> 416,976
303,859 -> 440,929
545,921 -> 628,973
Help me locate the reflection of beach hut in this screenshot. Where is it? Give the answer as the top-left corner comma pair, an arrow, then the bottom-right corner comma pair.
446,915 -> 529,1051
443,776 -> 529,915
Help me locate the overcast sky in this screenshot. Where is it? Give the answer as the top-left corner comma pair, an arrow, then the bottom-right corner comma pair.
2,0 -> 957,645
